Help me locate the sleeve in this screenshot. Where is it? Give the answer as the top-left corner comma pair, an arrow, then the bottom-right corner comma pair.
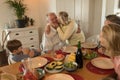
41,33 -> 53,51
57,21 -> 76,41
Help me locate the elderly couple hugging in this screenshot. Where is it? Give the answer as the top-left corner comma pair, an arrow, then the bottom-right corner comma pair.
41,11 -> 85,52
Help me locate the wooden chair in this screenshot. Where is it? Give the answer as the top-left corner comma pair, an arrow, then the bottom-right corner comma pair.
0,50 -> 8,67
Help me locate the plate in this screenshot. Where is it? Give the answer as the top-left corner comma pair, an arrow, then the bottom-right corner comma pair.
81,42 -> 97,49
62,46 -> 77,53
44,66 -> 64,73
1,73 -> 17,80
45,73 -> 74,80
53,54 -> 65,61
31,57 -> 48,68
44,65 -> 64,73
91,57 -> 114,69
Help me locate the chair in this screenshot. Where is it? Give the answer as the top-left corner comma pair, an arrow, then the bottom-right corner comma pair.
8,52 -> 16,65
0,50 -> 8,66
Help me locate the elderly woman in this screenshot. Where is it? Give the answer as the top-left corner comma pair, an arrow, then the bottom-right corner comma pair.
57,11 -> 85,45
100,23 -> 120,80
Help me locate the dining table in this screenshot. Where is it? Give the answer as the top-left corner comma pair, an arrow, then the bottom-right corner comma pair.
0,49 -> 113,80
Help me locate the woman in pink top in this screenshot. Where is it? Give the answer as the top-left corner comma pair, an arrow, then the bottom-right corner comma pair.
100,23 -> 120,80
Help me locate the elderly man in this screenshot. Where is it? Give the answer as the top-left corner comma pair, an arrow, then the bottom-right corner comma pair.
41,12 -> 65,53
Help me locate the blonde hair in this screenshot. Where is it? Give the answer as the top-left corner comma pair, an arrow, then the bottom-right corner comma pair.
59,11 -> 69,24
102,24 -> 120,56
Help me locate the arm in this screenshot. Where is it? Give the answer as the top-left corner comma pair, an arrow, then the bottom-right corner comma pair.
57,21 -> 76,41
45,24 -> 57,38
45,24 -> 51,35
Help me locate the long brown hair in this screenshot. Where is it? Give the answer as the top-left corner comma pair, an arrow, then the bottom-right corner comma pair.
102,24 -> 120,56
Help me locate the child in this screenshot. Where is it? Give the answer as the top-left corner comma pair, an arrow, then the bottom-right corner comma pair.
6,39 -> 41,64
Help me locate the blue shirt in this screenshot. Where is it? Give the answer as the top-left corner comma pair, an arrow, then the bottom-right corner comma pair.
9,49 -> 40,63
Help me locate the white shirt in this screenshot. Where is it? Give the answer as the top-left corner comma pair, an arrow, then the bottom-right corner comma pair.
41,26 -> 65,52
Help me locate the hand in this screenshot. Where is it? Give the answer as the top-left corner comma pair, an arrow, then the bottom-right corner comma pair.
113,56 -> 120,78
29,50 -> 34,57
52,23 -> 59,29
22,48 -> 30,55
45,24 -> 51,34
36,49 -> 41,53
76,27 -> 81,33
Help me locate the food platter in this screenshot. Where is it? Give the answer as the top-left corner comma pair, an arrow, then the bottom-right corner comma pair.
44,61 -> 64,73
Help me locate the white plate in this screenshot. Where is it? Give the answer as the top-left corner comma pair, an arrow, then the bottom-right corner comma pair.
31,57 -> 48,68
81,42 -> 98,49
91,57 -> 114,69
45,73 -> 74,80
1,73 -> 17,80
62,46 -> 77,53
44,65 -> 64,73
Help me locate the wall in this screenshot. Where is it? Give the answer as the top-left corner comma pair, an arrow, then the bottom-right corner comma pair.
92,0 -> 102,35
106,0 -> 115,15
0,0 -> 117,42
56,0 -> 75,19
22,0 -> 57,40
0,0 -> 15,28
0,0 -> 56,42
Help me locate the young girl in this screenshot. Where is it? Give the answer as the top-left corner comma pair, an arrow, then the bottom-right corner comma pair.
100,23 -> 120,80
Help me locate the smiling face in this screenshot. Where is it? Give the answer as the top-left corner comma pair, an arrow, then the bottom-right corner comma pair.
47,13 -> 58,25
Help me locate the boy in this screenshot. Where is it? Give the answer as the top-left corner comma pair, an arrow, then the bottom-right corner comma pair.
6,39 -> 41,64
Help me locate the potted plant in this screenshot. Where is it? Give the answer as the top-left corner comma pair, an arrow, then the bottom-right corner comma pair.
6,0 -> 27,28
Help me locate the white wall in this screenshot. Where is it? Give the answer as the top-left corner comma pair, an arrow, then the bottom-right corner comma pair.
92,0 -> 102,35
0,0 -> 118,42
106,0 -> 115,15
56,0 -> 75,19
0,0 -> 56,42
0,0 -> 15,28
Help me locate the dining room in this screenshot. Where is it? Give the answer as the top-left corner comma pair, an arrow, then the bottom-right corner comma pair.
0,0 -> 120,80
